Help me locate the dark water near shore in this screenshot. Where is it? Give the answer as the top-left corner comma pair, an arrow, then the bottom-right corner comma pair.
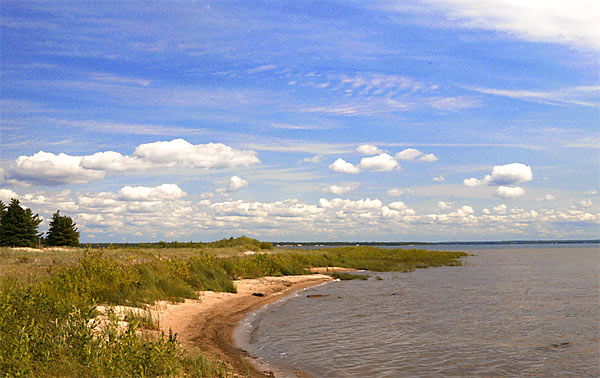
235,244 -> 600,377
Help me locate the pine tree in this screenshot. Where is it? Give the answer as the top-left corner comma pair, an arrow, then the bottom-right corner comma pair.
46,210 -> 80,247
0,199 -> 41,247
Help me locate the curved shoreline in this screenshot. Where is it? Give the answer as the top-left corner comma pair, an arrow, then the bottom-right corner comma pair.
154,275 -> 333,376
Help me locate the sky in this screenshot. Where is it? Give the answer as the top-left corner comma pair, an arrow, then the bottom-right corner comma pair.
0,1 -> 598,242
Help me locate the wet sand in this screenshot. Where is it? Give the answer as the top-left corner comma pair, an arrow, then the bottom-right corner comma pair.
154,275 -> 333,376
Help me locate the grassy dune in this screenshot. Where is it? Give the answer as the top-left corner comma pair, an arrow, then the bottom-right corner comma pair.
0,244 -> 466,377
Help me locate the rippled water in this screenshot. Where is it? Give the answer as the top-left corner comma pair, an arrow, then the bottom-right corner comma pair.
235,245 -> 600,377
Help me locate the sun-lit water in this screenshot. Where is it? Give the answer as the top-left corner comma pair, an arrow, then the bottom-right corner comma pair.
235,245 -> 600,377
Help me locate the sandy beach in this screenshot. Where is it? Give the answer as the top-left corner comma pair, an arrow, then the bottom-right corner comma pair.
151,274 -> 333,376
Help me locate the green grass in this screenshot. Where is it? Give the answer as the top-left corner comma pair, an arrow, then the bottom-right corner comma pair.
329,272 -> 369,280
0,244 -> 466,377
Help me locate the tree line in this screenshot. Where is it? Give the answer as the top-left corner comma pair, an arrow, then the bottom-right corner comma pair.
0,198 -> 79,247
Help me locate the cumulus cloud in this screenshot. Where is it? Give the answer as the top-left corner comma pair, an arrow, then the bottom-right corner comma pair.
438,201 -> 453,210
356,144 -> 382,155
8,151 -> 106,185
80,151 -> 149,171
464,163 -> 533,188
118,184 -> 187,201
329,158 -> 361,174
493,204 -> 508,214
0,188 -> 19,202
495,186 -> 525,199
577,199 -> 593,208
359,153 -> 398,171
381,201 -> 417,218
488,163 -> 533,185
463,177 -> 483,187
323,183 -> 359,195
395,148 -> 423,161
319,197 -> 383,211
133,139 -> 259,168
432,175 -> 445,182
419,153 -> 438,162
387,188 -> 414,197
6,139 -> 260,186
229,176 -> 248,192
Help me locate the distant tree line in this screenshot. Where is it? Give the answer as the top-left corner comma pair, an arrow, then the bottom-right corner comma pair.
0,198 -> 79,247
85,236 -> 273,250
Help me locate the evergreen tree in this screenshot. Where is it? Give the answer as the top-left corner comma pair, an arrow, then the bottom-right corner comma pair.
0,198 -> 41,247
0,200 -> 7,242
46,210 -> 80,247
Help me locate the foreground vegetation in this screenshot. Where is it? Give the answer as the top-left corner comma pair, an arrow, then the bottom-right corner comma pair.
0,241 -> 466,377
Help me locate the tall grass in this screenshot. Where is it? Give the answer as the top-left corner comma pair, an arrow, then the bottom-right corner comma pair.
0,245 -> 466,377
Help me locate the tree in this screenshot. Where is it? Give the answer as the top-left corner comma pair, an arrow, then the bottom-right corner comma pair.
46,210 -> 80,247
0,198 -> 41,247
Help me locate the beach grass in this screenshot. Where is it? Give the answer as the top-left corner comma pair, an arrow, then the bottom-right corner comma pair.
329,272 -> 369,280
0,243 -> 466,377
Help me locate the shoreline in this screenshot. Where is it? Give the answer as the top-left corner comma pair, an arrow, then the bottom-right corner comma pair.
153,274 -> 333,376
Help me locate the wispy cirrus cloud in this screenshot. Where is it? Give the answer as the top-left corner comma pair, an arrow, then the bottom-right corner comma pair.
466,85 -> 599,107
377,0 -> 600,50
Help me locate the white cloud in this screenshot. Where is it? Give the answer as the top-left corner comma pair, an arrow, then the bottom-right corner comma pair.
359,153 -> 398,171
319,197 -> 383,211
118,184 -> 187,201
0,188 -> 19,202
356,144 -> 382,155
495,186 -> 525,199
577,199 -> 593,208
80,151 -> 149,171
419,153 -> 438,162
395,148 -> 422,161
464,163 -> 532,187
489,163 -> 533,185
329,158 -> 361,174
424,0 -> 600,50
428,95 -> 481,111
387,188 -> 414,197
493,204 -> 508,214
467,86 -> 599,107
536,194 -> 556,201
432,175 -> 445,182
438,201 -> 453,210
463,177 -> 483,187
301,155 -> 324,163
229,176 -> 248,192
323,183 -> 359,195
583,190 -> 597,195
8,151 -> 105,185
133,139 -> 259,168
6,139 -> 261,186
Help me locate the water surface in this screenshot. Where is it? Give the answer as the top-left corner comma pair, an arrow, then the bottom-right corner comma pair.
236,245 -> 600,377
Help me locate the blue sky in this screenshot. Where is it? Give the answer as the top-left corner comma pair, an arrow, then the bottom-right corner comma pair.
1,1 -> 598,242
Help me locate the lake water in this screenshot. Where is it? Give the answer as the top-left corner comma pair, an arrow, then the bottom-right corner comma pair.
235,244 -> 600,377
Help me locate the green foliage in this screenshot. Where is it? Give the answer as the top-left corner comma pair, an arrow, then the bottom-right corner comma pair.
288,246 -> 468,273
0,244 -> 466,377
330,272 -> 369,280
0,250 -> 238,377
46,210 -> 80,247
84,236 -> 274,251
0,199 -> 41,247
205,236 -> 274,250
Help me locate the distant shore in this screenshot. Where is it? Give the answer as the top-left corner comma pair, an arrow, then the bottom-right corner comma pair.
155,274 -> 333,377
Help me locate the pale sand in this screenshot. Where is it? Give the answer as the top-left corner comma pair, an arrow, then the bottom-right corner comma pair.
154,274 -> 333,376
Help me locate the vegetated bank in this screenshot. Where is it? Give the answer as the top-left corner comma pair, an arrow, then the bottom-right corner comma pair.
0,237 -> 467,377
